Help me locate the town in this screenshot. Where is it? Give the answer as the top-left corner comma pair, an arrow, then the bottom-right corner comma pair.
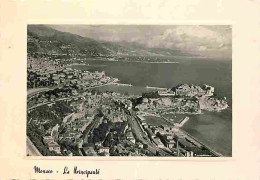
27,56 -> 119,90
27,55 -> 227,157
26,26 -> 229,157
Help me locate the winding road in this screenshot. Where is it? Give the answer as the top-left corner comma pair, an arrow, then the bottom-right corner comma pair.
26,136 -> 42,156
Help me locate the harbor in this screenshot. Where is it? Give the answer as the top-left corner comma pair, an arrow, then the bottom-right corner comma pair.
26,25 -> 232,157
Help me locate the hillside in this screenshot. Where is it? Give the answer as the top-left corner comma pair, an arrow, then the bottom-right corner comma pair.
27,25 -> 192,59
28,25 -> 112,57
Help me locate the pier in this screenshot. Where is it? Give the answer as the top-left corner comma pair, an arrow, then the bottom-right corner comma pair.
159,115 -> 222,157
145,86 -> 167,90
177,117 -> 189,127
112,83 -> 133,87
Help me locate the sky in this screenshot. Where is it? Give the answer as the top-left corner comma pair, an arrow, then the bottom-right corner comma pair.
49,25 -> 232,59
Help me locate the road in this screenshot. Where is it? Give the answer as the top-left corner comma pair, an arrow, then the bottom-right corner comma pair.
27,97 -> 71,111
27,87 -> 57,98
123,107 -> 171,156
127,114 -> 157,154
26,87 -> 59,156
26,81 -> 117,156
26,136 -> 42,156
27,81 -> 114,98
26,96 -> 72,156
27,87 -> 50,95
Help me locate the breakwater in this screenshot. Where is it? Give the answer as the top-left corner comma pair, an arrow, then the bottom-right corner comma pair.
145,86 -> 168,90
112,83 -> 133,87
160,115 -> 222,157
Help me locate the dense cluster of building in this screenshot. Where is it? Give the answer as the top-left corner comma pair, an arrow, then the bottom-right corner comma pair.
27,45 -> 224,157
28,89 -> 150,156
135,114 -> 213,157
135,84 -> 228,117
173,84 -> 215,97
136,96 -> 201,115
27,80 -> 224,157
27,56 -> 118,90
43,136 -> 62,155
27,28 -> 226,157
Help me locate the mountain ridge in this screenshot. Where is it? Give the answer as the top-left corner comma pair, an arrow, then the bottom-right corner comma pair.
27,25 -> 199,59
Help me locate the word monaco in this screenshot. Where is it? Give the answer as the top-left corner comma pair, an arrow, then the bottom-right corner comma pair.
34,166 -> 100,178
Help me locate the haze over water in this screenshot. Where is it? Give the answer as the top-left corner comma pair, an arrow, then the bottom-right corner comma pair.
72,57 -> 232,156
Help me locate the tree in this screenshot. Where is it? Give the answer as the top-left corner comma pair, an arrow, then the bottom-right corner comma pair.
143,144 -> 148,150
156,150 -> 160,156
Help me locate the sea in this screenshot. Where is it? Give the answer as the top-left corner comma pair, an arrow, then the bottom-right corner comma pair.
70,57 -> 232,156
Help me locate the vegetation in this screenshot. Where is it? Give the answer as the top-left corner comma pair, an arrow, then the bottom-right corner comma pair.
156,133 -> 169,147
59,140 -> 81,156
90,122 -> 110,144
50,101 -> 73,118
142,91 -> 160,98
28,106 -> 61,130
27,124 -> 58,156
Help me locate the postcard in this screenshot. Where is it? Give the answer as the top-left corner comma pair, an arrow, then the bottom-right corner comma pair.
0,0 -> 259,179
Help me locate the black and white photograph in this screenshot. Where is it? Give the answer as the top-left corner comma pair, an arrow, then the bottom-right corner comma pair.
26,24 -> 232,157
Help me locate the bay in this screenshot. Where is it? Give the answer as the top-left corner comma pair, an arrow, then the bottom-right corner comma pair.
71,57 -> 232,156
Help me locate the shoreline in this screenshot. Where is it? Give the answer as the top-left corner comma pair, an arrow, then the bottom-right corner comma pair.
27,61 -> 231,157
94,84 -> 231,156
27,83 -> 230,157
144,113 -> 223,156
179,129 -> 223,157
68,64 -> 107,67
81,58 -> 180,64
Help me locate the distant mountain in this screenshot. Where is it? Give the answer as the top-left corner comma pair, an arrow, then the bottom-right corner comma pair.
28,25 -> 112,57
27,25 -> 194,59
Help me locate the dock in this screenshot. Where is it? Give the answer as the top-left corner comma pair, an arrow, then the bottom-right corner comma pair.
112,83 -> 133,87
177,117 -> 189,127
160,115 -> 222,157
145,86 -> 167,90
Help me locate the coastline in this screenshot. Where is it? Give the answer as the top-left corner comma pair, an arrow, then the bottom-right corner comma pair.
179,128 -> 223,157
182,108 -> 232,156
143,112 -> 224,156
68,63 -> 107,67
81,58 -> 180,64
28,59 -> 231,157
27,83 -> 230,157
94,84 -> 231,156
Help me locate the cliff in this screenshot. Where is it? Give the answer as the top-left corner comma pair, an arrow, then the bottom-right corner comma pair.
199,96 -> 228,112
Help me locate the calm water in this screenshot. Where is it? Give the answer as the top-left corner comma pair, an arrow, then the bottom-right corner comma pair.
71,57 -> 232,156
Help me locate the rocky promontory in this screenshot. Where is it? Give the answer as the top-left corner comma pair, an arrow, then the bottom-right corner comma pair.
199,96 -> 228,112
135,84 -> 229,115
